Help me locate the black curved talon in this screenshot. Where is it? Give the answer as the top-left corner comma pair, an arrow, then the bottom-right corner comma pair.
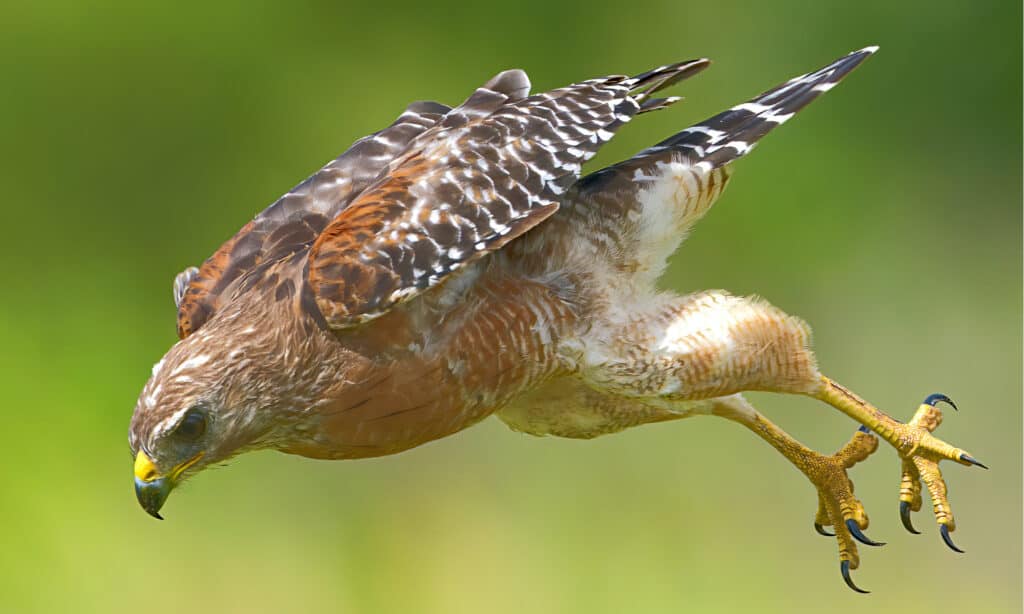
899,501 -> 921,535
939,524 -> 965,553
923,393 -> 957,411
960,453 -> 989,469
840,560 -> 870,594
845,519 -> 886,546
857,424 -> 872,434
814,522 -> 834,537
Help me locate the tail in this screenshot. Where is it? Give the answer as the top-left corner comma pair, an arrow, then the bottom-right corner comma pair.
642,46 -> 877,168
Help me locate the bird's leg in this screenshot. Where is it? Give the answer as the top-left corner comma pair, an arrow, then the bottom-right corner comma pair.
811,377 -> 987,552
710,396 -> 881,592
583,290 -> 986,589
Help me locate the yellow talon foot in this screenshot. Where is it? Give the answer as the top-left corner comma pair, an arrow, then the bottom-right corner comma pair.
898,458 -> 923,534
886,393 -> 988,552
803,427 -> 881,592
817,380 -> 988,560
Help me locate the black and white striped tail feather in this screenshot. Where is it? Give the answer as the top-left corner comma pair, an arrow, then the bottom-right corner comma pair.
643,46 -> 878,169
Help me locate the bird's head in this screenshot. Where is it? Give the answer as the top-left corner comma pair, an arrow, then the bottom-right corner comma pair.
128,305 -> 331,519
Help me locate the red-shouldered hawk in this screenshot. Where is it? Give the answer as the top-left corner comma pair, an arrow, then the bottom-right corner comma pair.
129,46 -> 984,592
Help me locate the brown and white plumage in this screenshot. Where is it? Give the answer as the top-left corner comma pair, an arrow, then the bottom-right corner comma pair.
175,99 -> 452,337
130,46 -> 986,592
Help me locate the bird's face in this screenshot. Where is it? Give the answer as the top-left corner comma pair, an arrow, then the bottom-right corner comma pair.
128,319 -> 295,519
129,393 -> 212,519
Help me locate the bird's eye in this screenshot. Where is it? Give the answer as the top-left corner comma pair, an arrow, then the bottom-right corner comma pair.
174,407 -> 207,441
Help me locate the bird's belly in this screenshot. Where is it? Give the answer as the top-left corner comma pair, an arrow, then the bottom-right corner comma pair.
497,377 -> 696,439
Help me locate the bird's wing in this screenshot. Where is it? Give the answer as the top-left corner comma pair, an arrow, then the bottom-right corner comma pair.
173,266 -> 199,309
566,47 -> 876,290
175,100 -> 451,339
577,47 -> 877,213
308,60 -> 710,329
639,46 -> 876,168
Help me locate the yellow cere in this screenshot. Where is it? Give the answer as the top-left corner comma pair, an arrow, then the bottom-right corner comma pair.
133,451 -> 159,482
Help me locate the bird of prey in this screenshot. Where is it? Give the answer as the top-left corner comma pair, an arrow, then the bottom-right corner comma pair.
129,46 -> 984,592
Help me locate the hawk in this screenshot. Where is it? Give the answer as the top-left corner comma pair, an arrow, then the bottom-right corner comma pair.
129,46 -> 984,592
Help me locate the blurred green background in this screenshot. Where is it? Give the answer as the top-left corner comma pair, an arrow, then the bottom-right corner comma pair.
1,0 -> 1019,612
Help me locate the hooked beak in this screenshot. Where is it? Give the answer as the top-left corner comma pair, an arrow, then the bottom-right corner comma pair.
133,450 -> 203,519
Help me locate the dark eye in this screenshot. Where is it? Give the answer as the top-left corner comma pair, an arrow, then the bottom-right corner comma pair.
174,407 -> 207,441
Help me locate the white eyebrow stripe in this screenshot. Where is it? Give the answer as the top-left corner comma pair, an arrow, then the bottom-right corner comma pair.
154,406 -> 192,436
143,383 -> 161,409
171,354 -> 211,375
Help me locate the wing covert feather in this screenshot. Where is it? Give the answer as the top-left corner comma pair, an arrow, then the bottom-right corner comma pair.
175,101 -> 450,338
309,60 -> 710,328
